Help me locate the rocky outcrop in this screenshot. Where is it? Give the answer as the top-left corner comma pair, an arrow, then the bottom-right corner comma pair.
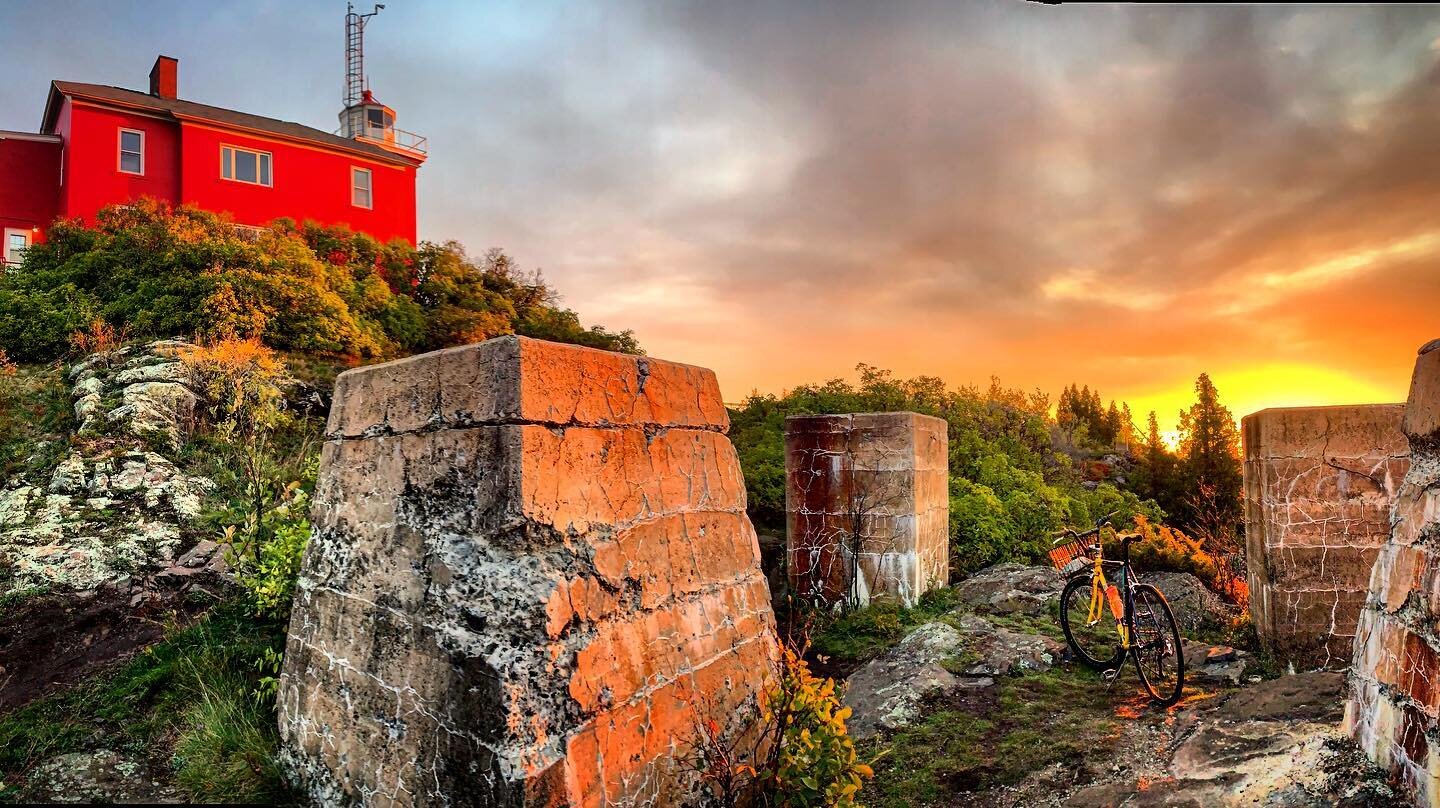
0,341 -> 214,597
1061,672 -> 1400,808
1242,404 -> 1408,669
0,340 -> 229,712
1147,571 -> 1239,632
1346,339 -> 1440,806
278,336 -> 778,808
953,562 -> 1064,616
19,749 -> 181,804
785,412 -> 949,608
843,612 -> 1063,740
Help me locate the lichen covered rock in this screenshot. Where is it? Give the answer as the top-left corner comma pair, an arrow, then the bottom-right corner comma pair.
953,562 -> 1064,616
278,336 -> 778,807
0,341 -> 214,596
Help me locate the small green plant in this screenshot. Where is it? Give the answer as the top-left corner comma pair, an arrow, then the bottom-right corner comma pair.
758,647 -> 872,807
228,483 -> 311,620
253,646 -> 285,705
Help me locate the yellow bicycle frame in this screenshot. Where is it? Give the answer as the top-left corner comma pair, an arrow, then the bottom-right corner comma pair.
1084,534 -> 1130,649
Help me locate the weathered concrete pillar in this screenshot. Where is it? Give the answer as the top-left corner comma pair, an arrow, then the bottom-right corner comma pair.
278,336 -> 778,807
1241,404 -> 1409,669
1346,339 -> 1440,807
784,412 -> 949,608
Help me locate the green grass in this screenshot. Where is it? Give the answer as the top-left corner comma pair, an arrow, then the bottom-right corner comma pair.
0,601 -> 290,804
810,588 -> 962,662
864,665 -> 1125,807
983,603 -> 1066,642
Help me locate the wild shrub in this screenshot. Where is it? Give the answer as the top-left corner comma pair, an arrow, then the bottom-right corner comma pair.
180,339 -> 314,619
180,339 -> 292,526
686,644 -> 872,807
229,485 -> 311,620
0,200 -> 639,363
1107,514 -> 1246,603
67,318 -> 126,357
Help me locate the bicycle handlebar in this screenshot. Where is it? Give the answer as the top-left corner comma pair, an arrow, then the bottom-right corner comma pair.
1050,511 -> 1123,545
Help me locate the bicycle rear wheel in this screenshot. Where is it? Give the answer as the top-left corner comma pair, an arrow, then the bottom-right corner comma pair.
1130,583 -> 1185,706
1060,576 -> 1124,671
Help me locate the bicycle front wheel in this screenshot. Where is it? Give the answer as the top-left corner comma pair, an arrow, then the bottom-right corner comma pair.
1130,583 -> 1186,706
1060,576 -> 1124,671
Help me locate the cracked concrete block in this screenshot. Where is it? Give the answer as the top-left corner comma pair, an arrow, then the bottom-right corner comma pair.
279,336 -> 778,807
1242,403 -> 1409,669
1346,340 -> 1440,808
784,412 -> 949,608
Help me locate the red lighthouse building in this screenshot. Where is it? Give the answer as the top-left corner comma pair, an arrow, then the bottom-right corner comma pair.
0,24 -> 425,265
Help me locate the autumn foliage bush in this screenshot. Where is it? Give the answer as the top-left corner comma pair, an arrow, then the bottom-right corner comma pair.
687,645 -> 871,807
1105,514 -> 1247,605
0,199 -> 639,362
179,339 -> 313,621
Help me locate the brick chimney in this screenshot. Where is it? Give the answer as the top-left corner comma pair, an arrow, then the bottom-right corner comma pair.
149,55 -> 178,100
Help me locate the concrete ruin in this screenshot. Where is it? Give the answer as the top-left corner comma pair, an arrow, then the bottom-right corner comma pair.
1347,339 -> 1440,807
1242,404 -> 1409,668
785,412 -> 949,608
278,336 -> 779,807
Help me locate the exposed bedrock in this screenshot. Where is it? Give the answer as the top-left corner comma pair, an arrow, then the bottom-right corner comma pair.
277,336 -> 779,807
1242,403 -> 1409,669
784,412 -> 949,608
1346,339 -> 1440,808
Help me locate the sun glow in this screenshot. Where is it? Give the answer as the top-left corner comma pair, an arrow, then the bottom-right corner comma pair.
1122,362 -> 1402,438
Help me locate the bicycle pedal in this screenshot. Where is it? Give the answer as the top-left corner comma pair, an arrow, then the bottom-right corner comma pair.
1101,668 -> 1121,686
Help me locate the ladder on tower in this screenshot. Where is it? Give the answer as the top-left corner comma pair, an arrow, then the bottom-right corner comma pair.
344,7 -> 366,108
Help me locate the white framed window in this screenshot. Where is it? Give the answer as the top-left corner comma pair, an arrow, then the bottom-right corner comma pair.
221,145 -> 273,187
231,223 -> 267,241
351,167 -> 372,209
4,229 -> 30,266
118,128 -> 144,175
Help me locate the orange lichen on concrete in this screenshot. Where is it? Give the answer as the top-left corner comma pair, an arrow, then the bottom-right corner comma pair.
1242,403 -> 1409,669
1347,339 -> 1440,808
278,336 -> 778,807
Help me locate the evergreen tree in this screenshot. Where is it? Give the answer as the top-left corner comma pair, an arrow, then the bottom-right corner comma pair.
1175,373 -> 1243,541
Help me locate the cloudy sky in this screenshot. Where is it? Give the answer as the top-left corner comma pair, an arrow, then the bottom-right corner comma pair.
3,1 -> 1438,433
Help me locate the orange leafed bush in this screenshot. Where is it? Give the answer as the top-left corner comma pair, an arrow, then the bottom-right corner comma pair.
1113,514 -> 1247,607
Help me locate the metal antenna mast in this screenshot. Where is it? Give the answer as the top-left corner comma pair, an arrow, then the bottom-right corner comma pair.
344,3 -> 385,109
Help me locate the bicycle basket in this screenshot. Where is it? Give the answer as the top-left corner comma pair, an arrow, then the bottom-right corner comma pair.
1048,537 -> 1089,572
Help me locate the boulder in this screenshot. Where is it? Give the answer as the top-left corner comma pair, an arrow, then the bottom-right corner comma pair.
1146,571 -> 1238,631
112,361 -> 185,386
21,749 -> 181,804
843,622 -> 969,740
843,614 -> 1062,740
949,613 -> 1064,677
114,381 -> 198,448
954,562 -> 1064,615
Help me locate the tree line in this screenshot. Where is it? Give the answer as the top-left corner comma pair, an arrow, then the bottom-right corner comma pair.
729,367 -> 1245,592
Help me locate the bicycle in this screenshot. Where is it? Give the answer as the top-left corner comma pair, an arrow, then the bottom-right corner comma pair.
1049,513 -> 1186,706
